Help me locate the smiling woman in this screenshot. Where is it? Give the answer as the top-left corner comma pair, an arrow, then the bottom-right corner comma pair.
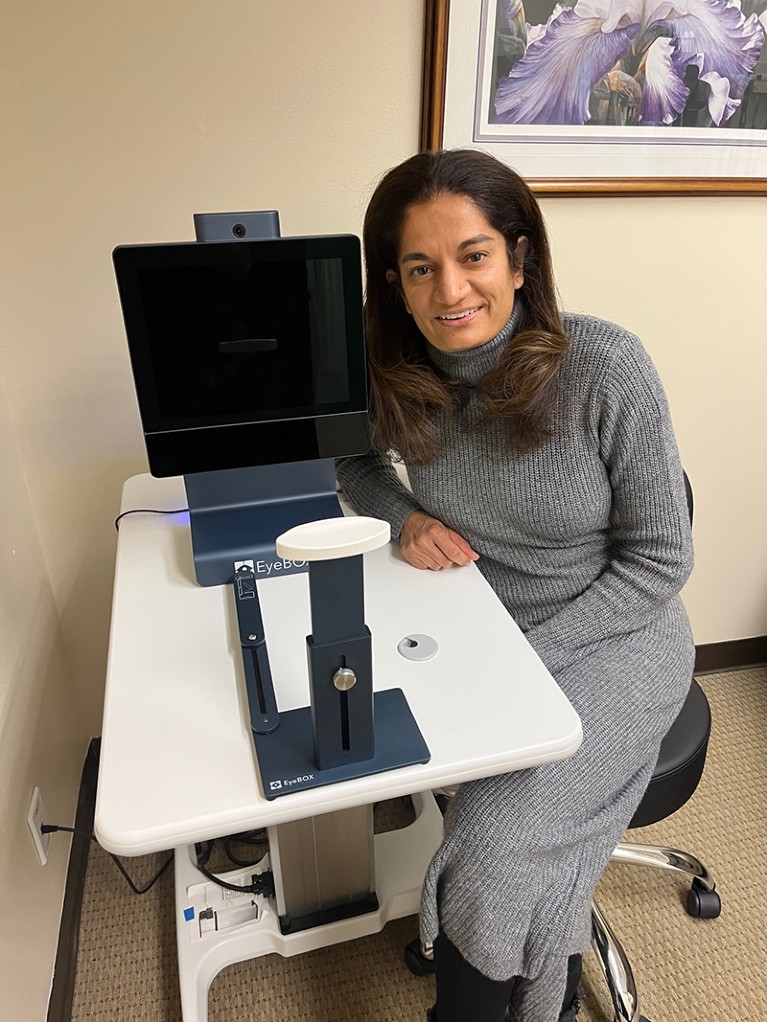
362,149 -> 568,464
336,148 -> 696,1022
386,194 -> 523,352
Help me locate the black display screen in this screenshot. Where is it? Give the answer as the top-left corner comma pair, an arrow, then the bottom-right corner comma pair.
112,235 -> 369,476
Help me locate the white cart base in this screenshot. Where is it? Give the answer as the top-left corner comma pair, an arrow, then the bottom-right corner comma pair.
174,791 -> 443,1022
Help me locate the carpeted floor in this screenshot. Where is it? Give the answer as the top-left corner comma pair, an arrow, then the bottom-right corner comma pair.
69,668 -> 767,1022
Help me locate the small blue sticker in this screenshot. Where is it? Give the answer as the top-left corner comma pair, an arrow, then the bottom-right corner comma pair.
183,907 -> 195,922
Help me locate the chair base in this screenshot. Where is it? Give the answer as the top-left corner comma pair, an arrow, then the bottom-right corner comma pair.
591,898 -> 643,1022
591,841 -> 720,1022
610,840 -> 717,891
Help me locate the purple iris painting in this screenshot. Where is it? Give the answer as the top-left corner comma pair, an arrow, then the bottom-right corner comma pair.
489,0 -> 767,127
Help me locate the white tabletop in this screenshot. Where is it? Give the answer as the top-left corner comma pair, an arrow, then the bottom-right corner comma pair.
95,474 -> 582,856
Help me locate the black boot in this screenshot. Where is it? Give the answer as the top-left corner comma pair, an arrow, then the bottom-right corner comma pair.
559,953 -> 582,1020
503,953 -> 581,1021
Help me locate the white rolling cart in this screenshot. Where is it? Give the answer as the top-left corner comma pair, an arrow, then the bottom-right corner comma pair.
95,473 -> 582,1022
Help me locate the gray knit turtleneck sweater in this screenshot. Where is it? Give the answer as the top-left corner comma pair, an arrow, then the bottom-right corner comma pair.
337,308 -> 694,1021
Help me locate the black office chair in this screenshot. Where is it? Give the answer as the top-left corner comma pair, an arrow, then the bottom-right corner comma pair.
406,474 -> 721,1022
593,688 -> 720,1022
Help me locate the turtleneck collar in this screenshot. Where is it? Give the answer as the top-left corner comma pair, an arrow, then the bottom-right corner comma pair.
425,299 -> 524,386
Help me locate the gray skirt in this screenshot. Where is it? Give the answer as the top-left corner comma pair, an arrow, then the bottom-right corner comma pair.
419,598 -> 694,1021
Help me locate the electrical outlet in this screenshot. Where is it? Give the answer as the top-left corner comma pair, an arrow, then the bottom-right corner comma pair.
27,786 -> 50,865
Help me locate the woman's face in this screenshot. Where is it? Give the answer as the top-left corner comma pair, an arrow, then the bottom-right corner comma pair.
387,192 -> 523,353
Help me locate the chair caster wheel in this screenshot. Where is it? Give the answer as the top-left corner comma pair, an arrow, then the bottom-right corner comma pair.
686,878 -> 721,918
405,937 -> 435,976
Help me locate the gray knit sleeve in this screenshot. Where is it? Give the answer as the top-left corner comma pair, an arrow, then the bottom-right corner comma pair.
335,452 -> 423,540
525,332 -> 694,675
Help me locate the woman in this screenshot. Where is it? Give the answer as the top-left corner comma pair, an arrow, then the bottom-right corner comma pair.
337,149 -> 694,1022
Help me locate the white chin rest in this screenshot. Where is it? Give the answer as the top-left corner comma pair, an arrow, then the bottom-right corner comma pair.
275,516 -> 390,561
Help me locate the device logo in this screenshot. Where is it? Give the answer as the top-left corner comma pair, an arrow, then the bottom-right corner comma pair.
255,557 -> 307,576
283,774 -> 315,788
268,774 -> 315,792
234,561 -> 257,600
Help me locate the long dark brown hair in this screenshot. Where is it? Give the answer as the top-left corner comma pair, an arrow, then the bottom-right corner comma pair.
363,149 -> 568,464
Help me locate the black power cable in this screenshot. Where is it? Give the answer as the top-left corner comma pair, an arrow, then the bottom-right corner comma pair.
41,825 -> 174,895
223,831 -> 269,867
194,839 -> 274,898
43,826 -> 273,898
114,507 -> 188,531
110,851 -> 174,895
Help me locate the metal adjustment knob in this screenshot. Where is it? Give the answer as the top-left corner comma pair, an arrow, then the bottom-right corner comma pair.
333,667 -> 357,691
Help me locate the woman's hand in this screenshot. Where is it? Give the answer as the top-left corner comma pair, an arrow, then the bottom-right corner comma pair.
399,510 -> 479,570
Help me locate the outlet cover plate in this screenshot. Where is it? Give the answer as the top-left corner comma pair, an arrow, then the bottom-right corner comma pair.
27,786 -> 50,865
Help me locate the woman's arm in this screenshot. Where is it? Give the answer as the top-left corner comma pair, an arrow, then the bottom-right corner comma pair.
336,453 -> 479,568
336,452 -> 422,539
525,333 -> 693,675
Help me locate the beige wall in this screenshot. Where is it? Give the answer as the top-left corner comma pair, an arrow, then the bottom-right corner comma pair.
0,3 -> 765,1013
0,373 -> 88,1021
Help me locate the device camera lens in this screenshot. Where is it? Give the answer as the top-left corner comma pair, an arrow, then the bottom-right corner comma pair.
232,224 -> 246,238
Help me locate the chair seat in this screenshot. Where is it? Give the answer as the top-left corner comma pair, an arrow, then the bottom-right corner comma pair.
629,678 -> 711,829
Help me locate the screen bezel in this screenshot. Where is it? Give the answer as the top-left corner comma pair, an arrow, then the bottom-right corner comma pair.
112,234 -> 370,477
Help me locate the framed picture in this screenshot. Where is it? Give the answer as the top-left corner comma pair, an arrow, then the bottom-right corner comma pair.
421,0 -> 767,194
